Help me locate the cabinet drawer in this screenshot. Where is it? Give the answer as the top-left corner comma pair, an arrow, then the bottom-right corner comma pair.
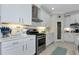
1,39 -> 25,55
1,45 -> 23,55
1,39 -> 23,49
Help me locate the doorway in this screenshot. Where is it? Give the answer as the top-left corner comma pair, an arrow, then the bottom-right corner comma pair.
57,22 -> 62,40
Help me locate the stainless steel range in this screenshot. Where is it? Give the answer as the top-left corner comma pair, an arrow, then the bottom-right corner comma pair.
26,29 -> 46,55
36,34 -> 46,55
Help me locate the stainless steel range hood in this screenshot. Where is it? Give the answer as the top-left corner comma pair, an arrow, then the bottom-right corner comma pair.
32,18 -> 43,22
70,23 -> 79,28
32,5 -> 43,22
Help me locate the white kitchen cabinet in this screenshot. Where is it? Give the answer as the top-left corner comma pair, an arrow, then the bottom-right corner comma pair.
1,39 -> 24,55
38,8 -> 50,27
0,35 -> 36,55
38,9 -> 44,21
18,4 -> 32,25
63,15 -> 78,42
27,36 -> 35,55
74,37 -> 79,55
63,33 -> 74,42
1,5 -> 20,24
64,17 -> 71,27
24,36 -> 36,55
1,4 -> 32,25
46,33 -> 54,46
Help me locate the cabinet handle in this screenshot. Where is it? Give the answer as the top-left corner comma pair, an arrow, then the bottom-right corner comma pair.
23,45 -> 24,51
12,42 -> 18,45
0,16 -> 1,22
26,44 -> 27,49
19,18 -> 21,23
30,39 -> 33,40
22,18 -> 23,23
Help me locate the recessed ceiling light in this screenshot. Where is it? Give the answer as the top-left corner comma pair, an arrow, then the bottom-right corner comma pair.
52,8 -> 54,10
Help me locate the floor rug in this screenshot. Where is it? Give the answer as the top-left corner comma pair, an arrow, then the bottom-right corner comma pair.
52,47 -> 67,55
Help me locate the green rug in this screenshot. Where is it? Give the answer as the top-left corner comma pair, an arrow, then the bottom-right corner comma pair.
52,47 -> 67,55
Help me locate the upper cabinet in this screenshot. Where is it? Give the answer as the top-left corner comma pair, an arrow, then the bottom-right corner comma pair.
1,5 -> 20,24
18,4 -> 32,25
38,8 -> 50,27
0,4 -> 32,25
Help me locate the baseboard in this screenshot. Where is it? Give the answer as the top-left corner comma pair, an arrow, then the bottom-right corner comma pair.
63,41 -> 74,44
46,41 -> 55,47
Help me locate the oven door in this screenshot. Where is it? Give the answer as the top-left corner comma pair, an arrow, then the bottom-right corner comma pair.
36,34 -> 46,54
38,38 -> 45,47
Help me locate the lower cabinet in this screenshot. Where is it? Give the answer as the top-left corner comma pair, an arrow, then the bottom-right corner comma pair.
46,33 -> 54,46
63,33 -> 74,42
1,39 -> 24,55
23,36 -> 35,55
0,36 -> 35,55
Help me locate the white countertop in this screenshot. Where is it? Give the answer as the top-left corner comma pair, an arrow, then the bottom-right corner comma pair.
0,34 -> 36,42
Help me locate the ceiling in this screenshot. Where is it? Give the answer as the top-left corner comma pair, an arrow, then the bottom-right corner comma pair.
41,4 -> 79,15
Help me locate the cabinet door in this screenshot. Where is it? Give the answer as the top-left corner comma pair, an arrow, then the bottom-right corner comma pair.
63,33 -> 74,42
1,4 -> 32,25
26,37 -> 35,55
46,33 -> 54,46
18,4 -> 32,25
24,38 -> 35,55
38,9 -> 44,20
1,4 -> 20,24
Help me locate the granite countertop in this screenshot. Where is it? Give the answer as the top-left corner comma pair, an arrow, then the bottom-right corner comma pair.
0,34 -> 36,42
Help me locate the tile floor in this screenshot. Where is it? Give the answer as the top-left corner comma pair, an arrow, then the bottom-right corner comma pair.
39,41 -> 76,55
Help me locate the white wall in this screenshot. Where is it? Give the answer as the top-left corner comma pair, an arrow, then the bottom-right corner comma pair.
50,14 -> 64,41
